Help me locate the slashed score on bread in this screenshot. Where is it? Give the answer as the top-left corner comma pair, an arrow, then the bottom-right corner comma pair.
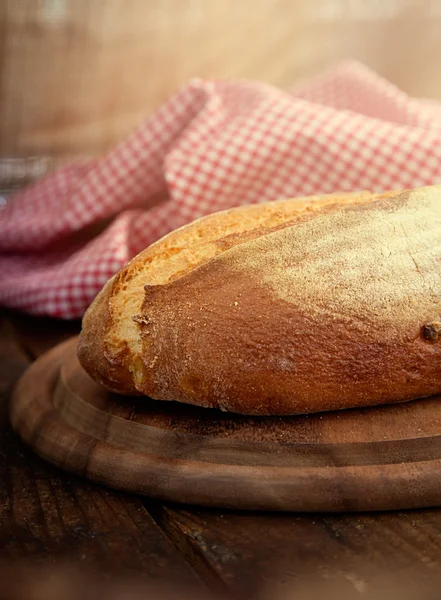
78,186 -> 441,415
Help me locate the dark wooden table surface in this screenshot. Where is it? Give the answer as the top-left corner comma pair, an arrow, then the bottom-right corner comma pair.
3,310 -> 441,600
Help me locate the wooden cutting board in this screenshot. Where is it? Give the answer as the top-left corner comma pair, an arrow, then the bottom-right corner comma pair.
10,336 -> 441,512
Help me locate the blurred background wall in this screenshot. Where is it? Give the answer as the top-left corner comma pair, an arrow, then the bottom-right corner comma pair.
1,0 -> 441,189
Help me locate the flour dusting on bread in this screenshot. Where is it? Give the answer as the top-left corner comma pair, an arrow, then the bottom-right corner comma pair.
76,187 -> 441,415
79,190 -> 373,395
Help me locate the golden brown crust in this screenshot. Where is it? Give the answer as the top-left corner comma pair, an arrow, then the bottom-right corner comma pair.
77,277 -> 138,394
78,191 -> 375,397
77,187 -> 441,415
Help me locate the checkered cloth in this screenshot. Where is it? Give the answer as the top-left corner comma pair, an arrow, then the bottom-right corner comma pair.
2,60 -> 441,318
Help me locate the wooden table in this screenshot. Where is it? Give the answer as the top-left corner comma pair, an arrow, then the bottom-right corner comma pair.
3,310 -> 441,599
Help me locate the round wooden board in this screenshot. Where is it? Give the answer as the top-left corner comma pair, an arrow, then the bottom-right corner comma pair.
10,336 -> 441,512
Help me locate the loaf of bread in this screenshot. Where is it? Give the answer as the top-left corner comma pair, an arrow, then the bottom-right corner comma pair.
78,186 -> 441,415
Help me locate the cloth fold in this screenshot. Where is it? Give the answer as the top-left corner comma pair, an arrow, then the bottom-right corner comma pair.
2,60 -> 441,318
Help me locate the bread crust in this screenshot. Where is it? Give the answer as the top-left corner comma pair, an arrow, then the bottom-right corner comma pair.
78,187 -> 441,415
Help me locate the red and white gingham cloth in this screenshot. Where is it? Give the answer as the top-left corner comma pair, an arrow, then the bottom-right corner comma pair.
2,60 -> 441,319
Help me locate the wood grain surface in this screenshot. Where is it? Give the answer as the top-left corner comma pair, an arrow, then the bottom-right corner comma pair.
155,504 -> 441,598
2,0 -> 441,189
11,334 -> 441,512
0,314 -> 204,589
5,312 -> 441,597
